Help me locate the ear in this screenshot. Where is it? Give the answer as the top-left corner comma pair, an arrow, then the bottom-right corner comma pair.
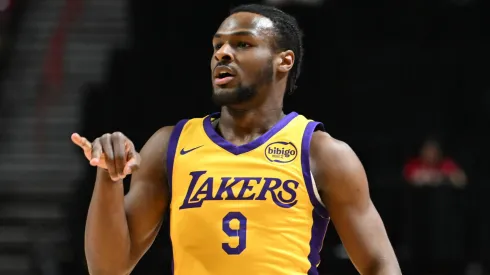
276,50 -> 295,73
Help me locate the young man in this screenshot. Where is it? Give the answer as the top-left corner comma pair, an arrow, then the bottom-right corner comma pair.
73,4 -> 400,275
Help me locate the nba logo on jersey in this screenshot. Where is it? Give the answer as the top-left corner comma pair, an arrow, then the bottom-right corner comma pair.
265,141 -> 298,163
167,112 -> 330,275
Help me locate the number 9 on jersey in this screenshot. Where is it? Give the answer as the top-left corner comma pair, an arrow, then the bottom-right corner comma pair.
222,212 -> 247,255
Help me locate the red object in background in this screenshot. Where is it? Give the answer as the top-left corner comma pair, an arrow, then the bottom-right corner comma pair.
42,0 -> 83,90
403,157 -> 460,180
36,0 -> 83,152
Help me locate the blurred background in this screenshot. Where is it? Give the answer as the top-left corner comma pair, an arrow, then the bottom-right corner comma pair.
0,0 -> 489,274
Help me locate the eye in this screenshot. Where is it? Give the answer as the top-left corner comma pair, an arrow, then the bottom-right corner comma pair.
236,42 -> 251,49
213,43 -> 223,50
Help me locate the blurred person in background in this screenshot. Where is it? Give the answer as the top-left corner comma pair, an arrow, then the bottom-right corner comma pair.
72,4 -> 401,275
403,136 -> 468,274
404,137 -> 466,188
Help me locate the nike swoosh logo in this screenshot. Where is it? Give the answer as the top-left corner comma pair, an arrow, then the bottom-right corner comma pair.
180,145 -> 204,155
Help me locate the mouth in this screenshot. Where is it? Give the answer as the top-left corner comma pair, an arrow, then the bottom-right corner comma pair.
214,66 -> 237,86
215,73 -> 235,86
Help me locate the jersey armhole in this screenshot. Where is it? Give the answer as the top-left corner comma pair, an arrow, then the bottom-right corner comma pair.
301,121 -> 330,219
166,119 -> 189,201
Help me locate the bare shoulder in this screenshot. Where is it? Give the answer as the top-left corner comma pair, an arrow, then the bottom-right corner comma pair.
310,131 -> 353,158
309,130 -> 361,175
147,126 -> 175,146
309,130 -> 368,204
135,126 -> 175,176
141,126 -> 174,152
127,126 -> 175,210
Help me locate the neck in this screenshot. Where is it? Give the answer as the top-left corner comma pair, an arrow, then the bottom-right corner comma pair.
217,105 -> 285,142
215,82 -> 288,142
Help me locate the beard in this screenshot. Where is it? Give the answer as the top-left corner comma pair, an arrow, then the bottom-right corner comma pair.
211,84 -> 257,106
211,59 -> 274,107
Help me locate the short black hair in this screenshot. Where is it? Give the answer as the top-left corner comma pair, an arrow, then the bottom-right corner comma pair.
229,4 -> 304,95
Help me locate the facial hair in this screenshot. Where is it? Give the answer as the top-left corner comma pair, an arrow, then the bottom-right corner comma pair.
212,58 -> 274,106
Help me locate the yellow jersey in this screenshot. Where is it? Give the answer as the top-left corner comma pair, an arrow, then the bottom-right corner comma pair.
167,112 -> 330,275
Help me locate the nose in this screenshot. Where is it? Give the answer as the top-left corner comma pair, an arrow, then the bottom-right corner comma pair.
214,43 -> 234,62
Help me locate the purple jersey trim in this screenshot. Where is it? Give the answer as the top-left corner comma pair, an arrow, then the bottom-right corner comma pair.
203,112 -> 298,155
308,211 -> 330,275
166,119 -> 188,275
166,119 -> 189,197
301,120 -> 330,274
301,121 -> 329,217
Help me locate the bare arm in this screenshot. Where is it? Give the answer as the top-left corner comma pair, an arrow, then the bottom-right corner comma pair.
310,132 -> 401,275
76,127 -> 173,274
124,127 -> 173,268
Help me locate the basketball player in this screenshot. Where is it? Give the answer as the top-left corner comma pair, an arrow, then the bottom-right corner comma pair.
72,4 -> 401,275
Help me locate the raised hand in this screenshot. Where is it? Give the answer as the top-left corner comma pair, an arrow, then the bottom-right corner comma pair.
71,132 -> 140,181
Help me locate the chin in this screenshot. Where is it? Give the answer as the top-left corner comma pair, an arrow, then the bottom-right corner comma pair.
211,84 -> 257,106
212,89 -> 239,106
213,85 -> 236,94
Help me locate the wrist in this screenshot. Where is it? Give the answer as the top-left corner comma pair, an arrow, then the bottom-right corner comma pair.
96,167 -> 121,183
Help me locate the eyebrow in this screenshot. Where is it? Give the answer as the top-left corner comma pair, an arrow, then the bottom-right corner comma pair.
213,31 -> 256,38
